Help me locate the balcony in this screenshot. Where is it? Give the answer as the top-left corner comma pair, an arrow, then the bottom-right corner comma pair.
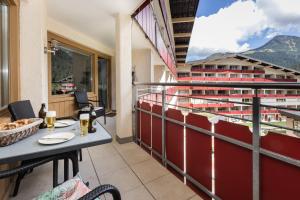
135,82 -> 300,200
10,116 -> 201,200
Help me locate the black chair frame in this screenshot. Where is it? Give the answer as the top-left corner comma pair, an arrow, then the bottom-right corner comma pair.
74,91 -> 106,124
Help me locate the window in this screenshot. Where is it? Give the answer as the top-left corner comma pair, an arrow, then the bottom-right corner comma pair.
51,44 -> 93,95
0,3 -> 9,109
276,99 -> 286,102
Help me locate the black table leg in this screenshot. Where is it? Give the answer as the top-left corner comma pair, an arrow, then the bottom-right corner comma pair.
69,151 -> 79,176
53,160 -> 58,187
13,171 -> 26,197
64,158 -> 69,181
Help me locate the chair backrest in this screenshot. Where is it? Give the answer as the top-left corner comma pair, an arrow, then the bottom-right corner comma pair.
8,100 -> 36,121
74,91 -> 89,109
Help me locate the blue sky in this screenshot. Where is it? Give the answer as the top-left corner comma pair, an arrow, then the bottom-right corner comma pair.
187,0 -> 300,61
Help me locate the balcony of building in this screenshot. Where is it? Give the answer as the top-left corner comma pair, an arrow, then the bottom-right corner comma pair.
0,0 -> 299,200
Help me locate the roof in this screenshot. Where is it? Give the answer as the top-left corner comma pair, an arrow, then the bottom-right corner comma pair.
188,53 -> 300,76
170,0 -> 199,66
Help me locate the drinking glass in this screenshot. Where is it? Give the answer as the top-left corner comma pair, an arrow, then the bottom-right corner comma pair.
80,114 -> 89,136
46,111 -> 56,131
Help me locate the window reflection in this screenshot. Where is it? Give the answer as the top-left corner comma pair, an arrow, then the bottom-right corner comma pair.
51,45 -> 93,95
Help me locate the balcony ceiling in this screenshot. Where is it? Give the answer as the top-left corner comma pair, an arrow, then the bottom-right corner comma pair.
47,0 -> 144,49
170,0 -> 199,65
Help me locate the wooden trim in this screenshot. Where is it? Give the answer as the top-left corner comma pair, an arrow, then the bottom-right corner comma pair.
0,0 -> 20,116
172,17 -> 195,23
175,44 -> 189,48
176,52 -> 187,56
174,33 -> 192,38
9,0 -> 20,102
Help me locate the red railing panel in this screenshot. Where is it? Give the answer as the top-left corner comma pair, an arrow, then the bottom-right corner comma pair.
166,108 -> 184,173
152,104 -> 162,155
186,113 -> 212,199
215,120 -> 253,200
261,133 -> 300,200
140,102 -> 152,147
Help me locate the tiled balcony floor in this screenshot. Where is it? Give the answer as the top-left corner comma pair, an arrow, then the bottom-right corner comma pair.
9,117 -> 202,200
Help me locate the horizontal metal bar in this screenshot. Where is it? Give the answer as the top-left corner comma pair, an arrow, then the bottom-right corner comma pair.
135,82 -> 300,89
260,121 -> 300,133
260,103 -> 300,111
138,99 -> 300,133
165,102 -> 254,123
139,91 -> 299,112
137,107 -> 300,168
137,139 -> 162,159
260,148 -> 300,168
166,93 -> 253,106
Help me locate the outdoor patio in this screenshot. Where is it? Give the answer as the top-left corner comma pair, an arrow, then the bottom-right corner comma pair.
9,116 -> 202,200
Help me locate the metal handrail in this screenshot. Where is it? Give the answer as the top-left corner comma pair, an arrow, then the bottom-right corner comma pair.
135,82 -> 300,89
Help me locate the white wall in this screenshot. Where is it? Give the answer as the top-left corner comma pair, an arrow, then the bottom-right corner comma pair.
47,17 -> 114,56
20,0 -> 48,114
154,65 -> 167,82
132,49 -> 154,83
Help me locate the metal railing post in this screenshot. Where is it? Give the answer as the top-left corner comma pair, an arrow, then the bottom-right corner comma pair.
133,85 -> 139,143
252,89 -> 260,200
162,86 -> 167,166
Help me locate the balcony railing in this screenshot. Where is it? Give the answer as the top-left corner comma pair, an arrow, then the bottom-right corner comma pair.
133,82 -> 300,200
177,77 -> 298,82
133,1 -> 177,76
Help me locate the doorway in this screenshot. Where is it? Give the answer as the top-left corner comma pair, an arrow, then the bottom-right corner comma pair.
98,57 -> 111,112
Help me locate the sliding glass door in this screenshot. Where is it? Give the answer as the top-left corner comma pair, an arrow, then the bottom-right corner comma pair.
98,58 -> 111,112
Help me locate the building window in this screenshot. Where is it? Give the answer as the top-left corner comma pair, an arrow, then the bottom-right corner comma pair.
276,99 -> 286,102
51,44 -> 93,95
0,3 -> 9,109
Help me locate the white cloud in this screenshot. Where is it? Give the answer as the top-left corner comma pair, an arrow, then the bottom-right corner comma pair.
187,0 -> 300,61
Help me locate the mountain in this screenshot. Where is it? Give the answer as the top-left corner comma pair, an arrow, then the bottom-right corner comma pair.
242,35 -> 300,72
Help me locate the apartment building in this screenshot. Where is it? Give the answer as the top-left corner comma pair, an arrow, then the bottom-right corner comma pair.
177,54 -> 300,122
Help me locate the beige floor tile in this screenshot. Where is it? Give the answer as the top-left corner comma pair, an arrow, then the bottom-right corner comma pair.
100,167 -> 142,194
123,185 -> 155,200
119,145 -> 151,165
10,162 -> 53,200
92,153 -> 127,176
88,143 -> 119,159
113,142 -> 140,153
131,158 -> 170,184
189,195 -> 205,200
146,174 -> 195,200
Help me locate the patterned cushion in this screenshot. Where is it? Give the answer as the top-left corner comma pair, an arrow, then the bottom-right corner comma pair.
35,174 -> 91,200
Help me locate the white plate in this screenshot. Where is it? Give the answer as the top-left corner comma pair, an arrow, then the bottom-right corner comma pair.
54,120 -> 76,128
38,132 -> 75,145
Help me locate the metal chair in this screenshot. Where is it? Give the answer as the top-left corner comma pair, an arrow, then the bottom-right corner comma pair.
0,157 -> 121,200
8,100 -> 36,121
7,100 -> 72,196
74,91 -> 106,124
